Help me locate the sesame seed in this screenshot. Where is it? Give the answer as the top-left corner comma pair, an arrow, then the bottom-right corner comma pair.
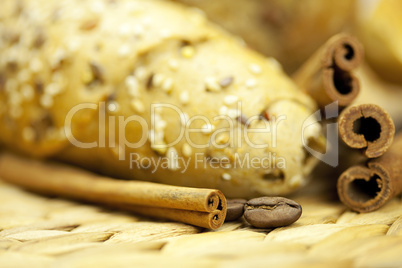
90,1 -> 105,13
142,17 -> 153,26
160,29 -> 172,39
135,67 -> 148,80
118,44 -> 131,57
9,91 -> 22,106
154,112 -> 162,122
152,73 -> 165,87
216,133 -> 230,145
126,2 -> 142,13
50,48 -> 66,68
81,70 -> 93,84
227,109 -> 240,119
5,79 -> 17,93
237,113 -> 249,125
149,127 -> 163,141
125,76 -> 140,97
119,23 -> 131,36
67,39 -> 81,52
108,144 -> 121,158
40,94 -> 54,108
221,173 -> 231,181
17,69 -> 31,83
45,83 -> 62,96
21,84 -> 34,101
167,147 -> 179,170
133,25 -> 144,37
162,78 -> 173,93
148,129 -> 155,142
155,120 -> 167,131
9,106 -> 22,119
179,91 -> 189,104
245,78 -> 258,88
80,19 -> 99,31
219,106 -> 228,116
249,63 -> 262,75
151,145 -> 167,155
52,72 -> 64,83
182,143 -> 192,157
155,145 -> 168,156
58,127 -> 67,140
189,9 -> 206,25
168,59 -> 179,70
22,127 -> 35,142
223,95 -> 239,105
201,123 -> 215,134
155,131 -> 165,143
181,46 -> 195,58
205,77 -> 221,92
30,58 -> 43,73
181,112 -> 189,125
72,7 -> 84,20
131,99 -> 145,113
303,121 -> 321,140
267,57 -> 282,72
219,76 -> 234,88
46,127 -> 59,140
222,160 -> 232,169
289,174 -> 303,188
108,101 -> 119,112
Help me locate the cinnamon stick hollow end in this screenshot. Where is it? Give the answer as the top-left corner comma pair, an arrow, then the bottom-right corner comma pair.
321,35 -> 364,107
338,133 -> 402,213
122,205 -> 227,230
338,104 -> 395,158
206,190 -> 226,212
325,34 -> 364,72
338,160 -> 402,213
322,69 -> 360,107
293,34 -> 364,108
337,165 -> 388,213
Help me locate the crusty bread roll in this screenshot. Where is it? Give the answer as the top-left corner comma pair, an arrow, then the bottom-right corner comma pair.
356,0 -> 402,83
170,0 -> 356,73
0,0 -> 323,198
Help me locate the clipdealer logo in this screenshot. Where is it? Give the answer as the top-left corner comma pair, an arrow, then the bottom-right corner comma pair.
63,101 -> 339,168
64,101 -> 286,158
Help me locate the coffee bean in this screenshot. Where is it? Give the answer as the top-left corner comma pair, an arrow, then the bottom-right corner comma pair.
225,199 -> 247,222
244,197 -> 302,228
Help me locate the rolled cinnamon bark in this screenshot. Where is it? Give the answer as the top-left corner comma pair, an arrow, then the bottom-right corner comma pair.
337,133 -> 402,213
0,153 -> 226,229
354,65 -> 402,128
293,34 -> 364,108
117,204 -> 225,230
338,104 -> 395,158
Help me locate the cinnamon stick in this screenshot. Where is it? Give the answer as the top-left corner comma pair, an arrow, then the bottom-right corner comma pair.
293,33 -> 364,108
337,133 -> 402,213
0,153 -> 227,229
338,104 -> 395,158
118,205 -> 224,230
354,65 -> 402,128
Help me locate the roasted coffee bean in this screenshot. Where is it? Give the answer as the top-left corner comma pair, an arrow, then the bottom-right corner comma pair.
225,199 -> 247,222
244,197 -> 302,228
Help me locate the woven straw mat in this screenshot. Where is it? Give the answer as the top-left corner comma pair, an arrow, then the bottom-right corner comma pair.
1,174 -> 402,268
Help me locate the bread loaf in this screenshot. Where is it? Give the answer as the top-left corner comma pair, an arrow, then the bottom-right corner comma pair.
356,0 -> 402,83
0,0 -> 324,198
170,0 -> 356,73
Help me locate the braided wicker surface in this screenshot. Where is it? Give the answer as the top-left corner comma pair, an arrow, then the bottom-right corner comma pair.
1,177 -> 402,268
